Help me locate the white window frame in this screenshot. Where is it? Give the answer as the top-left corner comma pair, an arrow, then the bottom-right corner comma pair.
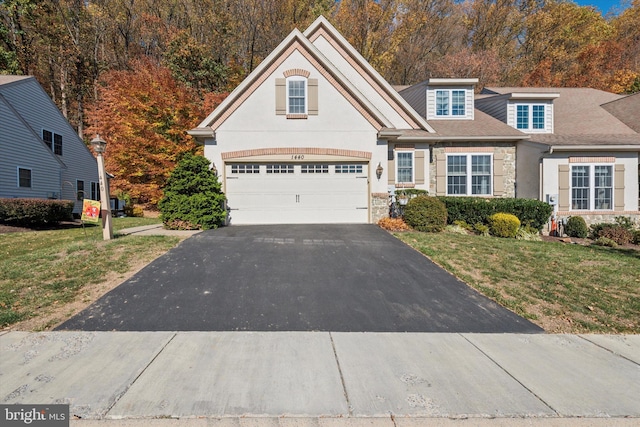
286,77 -> 307,115
570,164 -> 614,211
396,151 -> 414,184
17,167 -> 32,188
435,89 -> 466,117
446,154 -> 493,196
515,103 -> 547,131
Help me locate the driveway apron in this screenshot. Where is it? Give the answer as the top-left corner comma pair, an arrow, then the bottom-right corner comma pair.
57,225 -> 542,332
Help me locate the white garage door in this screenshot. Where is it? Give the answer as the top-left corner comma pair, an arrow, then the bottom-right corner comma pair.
225,162 -> 369,224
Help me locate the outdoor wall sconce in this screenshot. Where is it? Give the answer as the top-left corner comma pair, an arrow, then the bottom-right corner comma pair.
376,162 -> 383,180
211,162 -> 218,176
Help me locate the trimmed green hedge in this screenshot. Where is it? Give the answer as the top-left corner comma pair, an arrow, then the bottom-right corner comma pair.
403,195 -> 448,232
0,198 -> 74,227
438,197 -> 553,231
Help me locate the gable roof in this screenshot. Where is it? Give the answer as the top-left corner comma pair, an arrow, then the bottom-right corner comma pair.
601,92 -> 640,133
191,16 -> 434,138
304,16 -> 434,133
0,81 -> 67,168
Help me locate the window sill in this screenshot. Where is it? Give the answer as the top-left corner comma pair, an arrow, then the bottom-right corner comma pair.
286,114 -> 308,119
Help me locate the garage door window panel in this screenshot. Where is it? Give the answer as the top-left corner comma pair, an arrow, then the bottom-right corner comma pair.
267,164 -> 294,174
301,164 -> 329,173
335,164 -> 364,174
231,164 -> 260,174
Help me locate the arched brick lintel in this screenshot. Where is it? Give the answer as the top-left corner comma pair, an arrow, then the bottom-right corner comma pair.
222,147 -> 372,160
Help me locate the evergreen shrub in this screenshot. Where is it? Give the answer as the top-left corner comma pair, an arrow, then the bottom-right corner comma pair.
402,195 -> 447,232
488,212 -> 521,238
158,153 -> 227,230
0,198 -> 74,227
438,197 -> 553,231
565,216 -> 588,238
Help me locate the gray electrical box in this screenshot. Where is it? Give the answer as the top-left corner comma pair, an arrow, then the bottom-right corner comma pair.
546,194 -> 558,205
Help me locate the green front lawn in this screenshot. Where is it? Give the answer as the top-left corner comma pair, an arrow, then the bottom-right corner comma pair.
0,217 -> 179,329
396,231 -> 640,333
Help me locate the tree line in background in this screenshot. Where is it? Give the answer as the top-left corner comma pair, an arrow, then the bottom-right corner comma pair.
2,0 -> 639,207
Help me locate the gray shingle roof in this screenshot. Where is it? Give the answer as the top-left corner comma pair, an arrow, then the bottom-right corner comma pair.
601,92 -> 640,133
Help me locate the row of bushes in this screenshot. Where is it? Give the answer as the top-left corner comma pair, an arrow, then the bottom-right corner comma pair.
438,197 -> 553,231
400,195 -> 543,238
565,216 -> 640,246
0,198 -> 74,227
403,196 -> 553,237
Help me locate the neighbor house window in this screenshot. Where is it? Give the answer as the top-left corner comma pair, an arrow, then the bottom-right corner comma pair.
396,152 -> 414,183
571,165 -> 613,210
516,104 -> 546,131
77,180 -> 85,200
91,181 -> 100,201
43,129 -> 62,155
287,78 -> 306,114
436,89 -> 465,117
18,167 -> 32,188
447,154 -> 492,196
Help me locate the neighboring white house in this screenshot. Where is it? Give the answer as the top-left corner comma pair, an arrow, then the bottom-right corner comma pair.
476,87 -> 640,224
0,75 -> 99,214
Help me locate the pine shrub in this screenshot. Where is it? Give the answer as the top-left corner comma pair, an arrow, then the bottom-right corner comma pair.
565,216 -> 588,238
402,195 -> 447,232
488,212 -> 521,238
158,153 -> 227,230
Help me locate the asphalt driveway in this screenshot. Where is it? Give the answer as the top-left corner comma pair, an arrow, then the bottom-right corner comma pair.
57,225 -> 542,332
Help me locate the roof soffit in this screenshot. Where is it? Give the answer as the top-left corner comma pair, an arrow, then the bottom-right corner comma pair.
304,16 -> 435,133
198,29 -> 393,131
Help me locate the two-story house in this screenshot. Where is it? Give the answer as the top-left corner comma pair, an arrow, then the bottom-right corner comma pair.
476,88 -> 640,223
0,75 -> 99,214
189,17 -> 530,225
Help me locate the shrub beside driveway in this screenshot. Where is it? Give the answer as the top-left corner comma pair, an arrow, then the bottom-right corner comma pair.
396,231 -> 640,334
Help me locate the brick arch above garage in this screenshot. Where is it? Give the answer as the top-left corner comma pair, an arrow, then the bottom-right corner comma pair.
222,147 -> 372,161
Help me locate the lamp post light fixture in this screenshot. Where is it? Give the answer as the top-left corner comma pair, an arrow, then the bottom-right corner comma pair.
91,134 -> 113,240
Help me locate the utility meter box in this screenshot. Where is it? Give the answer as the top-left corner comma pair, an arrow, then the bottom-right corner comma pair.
546,194 -> 559,205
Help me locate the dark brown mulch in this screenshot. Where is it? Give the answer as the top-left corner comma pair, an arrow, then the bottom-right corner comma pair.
541,234 -> 639,250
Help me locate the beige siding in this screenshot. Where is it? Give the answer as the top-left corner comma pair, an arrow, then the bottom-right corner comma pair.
614,164 -> 625,211
426,85 -> 475,120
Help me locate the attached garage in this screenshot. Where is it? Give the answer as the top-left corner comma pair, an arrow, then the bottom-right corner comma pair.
225,162 -> 369,224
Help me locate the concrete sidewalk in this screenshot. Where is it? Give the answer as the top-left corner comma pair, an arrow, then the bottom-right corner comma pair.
1,332 -> 639,425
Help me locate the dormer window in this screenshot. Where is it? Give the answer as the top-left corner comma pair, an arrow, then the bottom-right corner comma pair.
426,78 -> 477,120
516,104 -> 546,130
436,90 -> 465,117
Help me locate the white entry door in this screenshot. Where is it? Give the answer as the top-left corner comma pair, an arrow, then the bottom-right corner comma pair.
225,163 -> 369,224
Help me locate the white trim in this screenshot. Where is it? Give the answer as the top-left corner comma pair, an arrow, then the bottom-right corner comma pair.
428,78 -> 479,86
395,151 -> 415,184
286,76 -> 308,115
569,164 -> 614,211
445,153 -> 493,196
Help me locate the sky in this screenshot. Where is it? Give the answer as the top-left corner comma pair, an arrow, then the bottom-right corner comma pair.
572,0 -> 632,15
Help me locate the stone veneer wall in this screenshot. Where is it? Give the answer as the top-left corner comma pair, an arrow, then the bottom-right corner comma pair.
429,142 -> 517,198
555,213 -> 640,228
371,193 -> 389,223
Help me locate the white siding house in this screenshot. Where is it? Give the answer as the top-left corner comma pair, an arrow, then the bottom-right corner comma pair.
0,76 -> 99,214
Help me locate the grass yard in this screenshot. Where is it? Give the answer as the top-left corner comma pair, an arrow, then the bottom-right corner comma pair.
0,217 -> 180,330
396,231 -> 640,334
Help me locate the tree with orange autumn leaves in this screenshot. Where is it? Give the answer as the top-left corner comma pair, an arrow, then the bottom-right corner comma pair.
85,58 -> 224,207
